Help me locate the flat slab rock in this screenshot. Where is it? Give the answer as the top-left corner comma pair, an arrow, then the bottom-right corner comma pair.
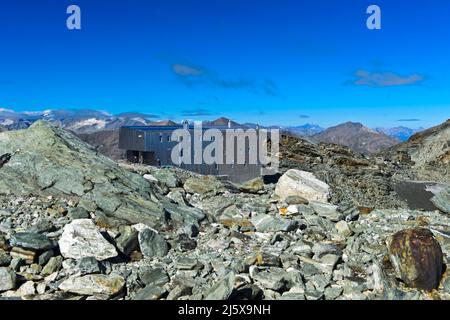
58,219 -> 118,261
58,274 -> 125,296
9,232 -> 56,251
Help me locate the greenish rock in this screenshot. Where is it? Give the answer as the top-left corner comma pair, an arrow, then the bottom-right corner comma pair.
309,201 -> 344,222
0,121 -> 172,227
75,257 -> 101,275
193,195 -> 235,222
152,169 -> 180,188
138,229 -> 169,258
177,257 -> 199,270
252,268 -> 288,291
9,232 -> 56,251
116,226 -> 139,256
38,250 -> 54,266
68,207 -> 90,219
162,200 -> 205,226
184,176 -> 224,195
139,267 -> 169,286
250,214 -> 297,233
285,195 -> 309,205
237,177 -> 265,193
0,250 -> 11,267
203,271 -> 235,300
41,256 -> 63,276
324,286 -> 343,300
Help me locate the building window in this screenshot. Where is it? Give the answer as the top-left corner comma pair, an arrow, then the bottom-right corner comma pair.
167,135 -> 171,142
159,134 -> 163,142
157,159 -> 161,167
215,163 -> 219,170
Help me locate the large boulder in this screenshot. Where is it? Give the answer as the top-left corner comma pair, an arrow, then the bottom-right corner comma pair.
275,170 -> 330,203
387,228 -> 444,291
0,121 -> 167,227
58,219 -> 118,261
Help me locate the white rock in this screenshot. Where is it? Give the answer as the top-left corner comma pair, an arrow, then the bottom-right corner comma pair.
58,219 -> 118,261
0,267 -> 16,292
143,174 -> 158,182
15,281 -> 35,296
275,170 -> 330,203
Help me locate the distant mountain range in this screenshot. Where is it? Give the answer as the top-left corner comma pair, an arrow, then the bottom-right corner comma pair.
311,122 -> 400,154
0,108 -> 157,133
375,126 -> 424,142
0,108 -> 428,154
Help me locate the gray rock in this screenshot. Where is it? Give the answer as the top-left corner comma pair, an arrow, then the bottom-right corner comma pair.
177,257 -> 199,270
139,267 -> 169,287
251,214 -> 297,233
309,201 -> 344,222
116,226 -> 139,256
133,285 -> 167,300
9,232 -> 56,251
38,250 -> 54,266
58,219 -> 118,261
162,201 -> 205,226
431,186 -> 450,214
237,177 -> 265,194
68,207 -> 90,219
58,274 -> 125,296
252,268 -> 288,291
138,229 -> 169,258
203,271 -> 235,300
167,285 -> 192,300
0,267 -> 16,291
75,257 -> 101,275
312,243 -> 342,258
324,286 -> 343,300
285,195 -> 309,205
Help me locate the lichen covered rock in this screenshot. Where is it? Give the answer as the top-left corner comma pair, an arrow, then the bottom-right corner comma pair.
387,227 -> 444,291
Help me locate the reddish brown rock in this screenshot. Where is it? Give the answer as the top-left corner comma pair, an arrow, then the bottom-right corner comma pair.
387,228 -> 444,291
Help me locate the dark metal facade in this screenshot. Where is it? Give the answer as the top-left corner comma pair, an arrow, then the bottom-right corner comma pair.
119,125 -> 267,183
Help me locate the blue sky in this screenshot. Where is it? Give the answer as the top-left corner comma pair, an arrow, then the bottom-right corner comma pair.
0,0 -> 449,128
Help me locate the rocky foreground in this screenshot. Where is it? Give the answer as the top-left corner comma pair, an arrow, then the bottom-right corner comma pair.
0,121 -> 449,300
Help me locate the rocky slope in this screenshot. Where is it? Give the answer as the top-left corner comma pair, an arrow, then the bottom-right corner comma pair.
312,122 -> 400,155
382,119 -> 450,184
0,123 -> 449,300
